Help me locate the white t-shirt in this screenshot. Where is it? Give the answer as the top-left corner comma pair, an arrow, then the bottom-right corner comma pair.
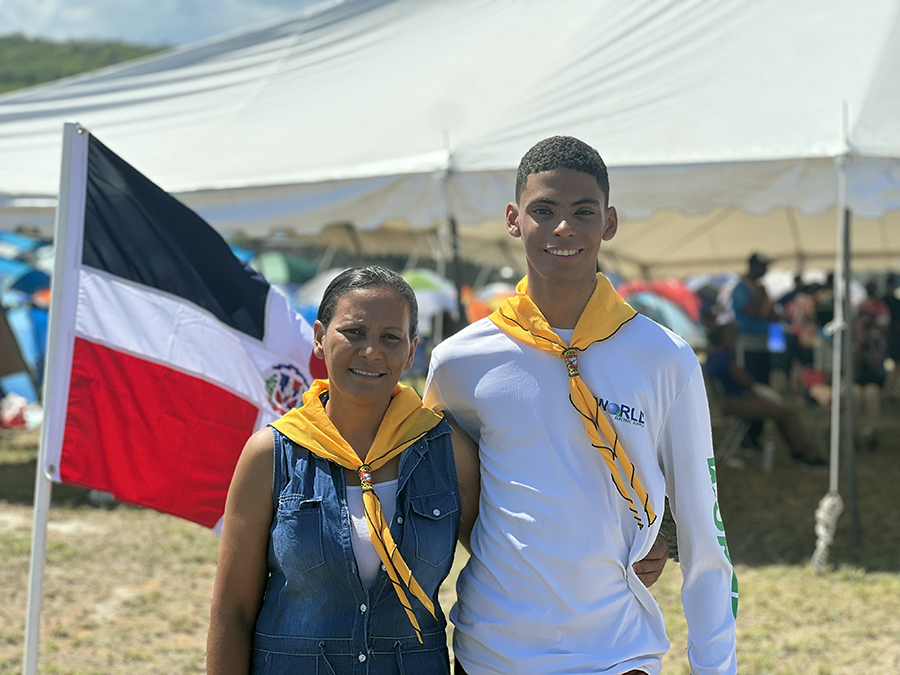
424,314 -> 737,675
346,479 -> 397,587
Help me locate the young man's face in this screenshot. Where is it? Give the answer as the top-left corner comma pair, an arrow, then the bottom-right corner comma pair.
506,167 -> 617,289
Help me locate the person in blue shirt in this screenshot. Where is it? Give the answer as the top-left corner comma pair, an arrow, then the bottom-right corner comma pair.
706,323 -> 824,467
730,252 -> 779,448
731,252 -> 778,383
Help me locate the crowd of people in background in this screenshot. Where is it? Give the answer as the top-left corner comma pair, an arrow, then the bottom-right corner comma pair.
403,250 -> 900,466
703,251 -> 900,459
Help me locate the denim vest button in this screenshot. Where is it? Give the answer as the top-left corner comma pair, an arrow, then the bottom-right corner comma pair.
396,516 -> 403,524
433,508 -> 441,516
360,603 -> 367,612
358,653 -> 367,662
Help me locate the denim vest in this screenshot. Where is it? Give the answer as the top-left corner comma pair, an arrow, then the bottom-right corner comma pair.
252,420 -> 459,674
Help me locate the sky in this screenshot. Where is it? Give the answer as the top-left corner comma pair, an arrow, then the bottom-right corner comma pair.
0,0 -> 322,46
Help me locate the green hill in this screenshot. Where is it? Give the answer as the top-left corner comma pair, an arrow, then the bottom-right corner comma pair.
0,33 -> 167,95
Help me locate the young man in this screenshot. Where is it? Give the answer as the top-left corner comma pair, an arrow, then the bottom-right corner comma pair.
425,137 -> 737,675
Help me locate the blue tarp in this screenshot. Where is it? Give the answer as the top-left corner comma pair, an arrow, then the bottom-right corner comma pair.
0,236 -> 51,402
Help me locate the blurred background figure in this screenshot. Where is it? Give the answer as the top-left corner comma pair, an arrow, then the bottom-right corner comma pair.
882,273 -> 900,400
853,281 -> 891,449
732,253 -> 780,382
777,273 -> 830,407
706,323 -> 825,467
730,252 -> 780,448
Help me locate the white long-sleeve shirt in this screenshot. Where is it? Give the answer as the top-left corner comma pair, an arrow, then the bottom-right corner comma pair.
424,314 -> 737,675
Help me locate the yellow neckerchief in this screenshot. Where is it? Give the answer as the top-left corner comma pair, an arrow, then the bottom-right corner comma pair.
489,273 -> 656,530
271,378 -> 444,643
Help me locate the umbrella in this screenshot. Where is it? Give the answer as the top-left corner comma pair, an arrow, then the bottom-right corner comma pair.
628,291 -> 707,351
0,255 -> 51,298
618,278 -> 702,322
291,267 -> 348,327
293,268 -> 346,308
7,269 -> 50,295
0,258 -> 32,285
252,251 -> 319,286
462,282 -> 516,323
0,231 -> 44,260
228,244 -> 255,264
401,269 -> 458,337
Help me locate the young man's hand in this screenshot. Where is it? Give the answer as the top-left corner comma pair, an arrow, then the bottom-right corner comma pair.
633,533 -> 669,587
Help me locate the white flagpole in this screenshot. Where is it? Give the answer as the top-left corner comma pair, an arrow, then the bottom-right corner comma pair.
23,123 -> 90,675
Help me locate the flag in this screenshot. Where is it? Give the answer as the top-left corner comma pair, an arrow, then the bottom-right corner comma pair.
42,125 -> 326,529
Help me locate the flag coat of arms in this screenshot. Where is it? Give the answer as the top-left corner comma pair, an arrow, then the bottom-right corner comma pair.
43,124 -> 325,529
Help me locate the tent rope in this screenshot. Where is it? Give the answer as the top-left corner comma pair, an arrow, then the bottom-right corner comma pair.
811,491 -> 844,572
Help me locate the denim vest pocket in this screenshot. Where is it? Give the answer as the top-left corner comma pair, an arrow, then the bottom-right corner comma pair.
272,496 -> 326,575
409,493 -> 458,568
251,649 -> 324,675
395,643 -> 451,675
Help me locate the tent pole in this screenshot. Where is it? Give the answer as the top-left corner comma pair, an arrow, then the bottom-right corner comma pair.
829,184 -> 847,498
439,167 -> 467,339
811,153 -> 849,571
841,207 -> 861,548
448,215 -> 467,327
434,210 -> 447,344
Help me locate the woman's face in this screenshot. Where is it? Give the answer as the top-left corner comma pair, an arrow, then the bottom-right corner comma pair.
314,285 -> 417,405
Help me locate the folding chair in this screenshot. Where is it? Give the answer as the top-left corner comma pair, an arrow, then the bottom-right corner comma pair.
704,371 -> 751,467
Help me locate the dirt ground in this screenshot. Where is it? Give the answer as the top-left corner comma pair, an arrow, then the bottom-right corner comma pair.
1,393 -> 899,674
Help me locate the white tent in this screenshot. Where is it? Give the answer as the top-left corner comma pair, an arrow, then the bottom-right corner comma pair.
1,0 -> 900,278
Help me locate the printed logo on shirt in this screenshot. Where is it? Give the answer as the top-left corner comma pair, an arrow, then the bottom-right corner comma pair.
597,397 -> 646,427
709,457 -> 739,618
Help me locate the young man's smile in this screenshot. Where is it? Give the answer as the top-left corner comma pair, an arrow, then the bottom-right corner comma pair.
545,246 -> 583,258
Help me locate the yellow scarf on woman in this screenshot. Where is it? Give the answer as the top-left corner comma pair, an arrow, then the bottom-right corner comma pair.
271,379 -> 444,643
490,273 -> 656,529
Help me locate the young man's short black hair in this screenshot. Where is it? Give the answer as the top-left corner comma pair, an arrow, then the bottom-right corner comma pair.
515,136 -> 610,205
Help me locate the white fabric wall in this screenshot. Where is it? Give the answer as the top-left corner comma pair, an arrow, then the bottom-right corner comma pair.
1,0 -> 899,275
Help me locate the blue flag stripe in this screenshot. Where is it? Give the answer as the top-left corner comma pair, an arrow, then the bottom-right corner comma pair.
82,136 -> 269,341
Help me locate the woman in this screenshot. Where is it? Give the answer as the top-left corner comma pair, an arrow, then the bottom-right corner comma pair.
207,266 -> 479,674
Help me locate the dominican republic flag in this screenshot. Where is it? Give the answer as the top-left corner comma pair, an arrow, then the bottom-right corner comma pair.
41,124 -> 325,530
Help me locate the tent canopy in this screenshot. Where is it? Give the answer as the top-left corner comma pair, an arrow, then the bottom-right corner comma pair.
2,0 -> 900,277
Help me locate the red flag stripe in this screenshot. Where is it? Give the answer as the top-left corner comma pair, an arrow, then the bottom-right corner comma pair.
61,337 -> 258,528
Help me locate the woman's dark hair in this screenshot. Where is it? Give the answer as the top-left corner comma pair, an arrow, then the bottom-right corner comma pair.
317,266 -> 418,340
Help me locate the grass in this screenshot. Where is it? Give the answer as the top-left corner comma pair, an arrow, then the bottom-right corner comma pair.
1,394 -> 899,674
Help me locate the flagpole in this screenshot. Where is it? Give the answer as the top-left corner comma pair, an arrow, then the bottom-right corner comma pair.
23,123 -> 90,675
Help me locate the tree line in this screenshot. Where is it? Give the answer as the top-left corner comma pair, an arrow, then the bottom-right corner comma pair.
0,33 -> 166,95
